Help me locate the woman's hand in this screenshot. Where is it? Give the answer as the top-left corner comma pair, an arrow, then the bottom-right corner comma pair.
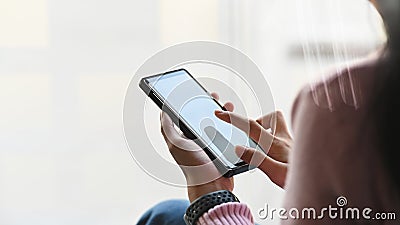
215,110 -> 292,188
160,93 -> 235,202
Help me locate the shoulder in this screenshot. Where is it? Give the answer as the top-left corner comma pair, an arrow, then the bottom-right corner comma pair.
290,55 -> 381,130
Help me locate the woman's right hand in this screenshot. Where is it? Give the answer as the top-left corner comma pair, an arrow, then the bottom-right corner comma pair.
215,110 -> 292,189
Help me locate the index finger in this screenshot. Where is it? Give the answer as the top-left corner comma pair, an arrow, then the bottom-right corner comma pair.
257,111 -> 291,138
214,110 -> 273,152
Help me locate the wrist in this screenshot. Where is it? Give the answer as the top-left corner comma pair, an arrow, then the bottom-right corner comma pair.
187,178 -> 233,203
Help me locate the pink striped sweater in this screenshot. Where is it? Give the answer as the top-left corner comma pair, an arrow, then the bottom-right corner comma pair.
197,202 -> 254,225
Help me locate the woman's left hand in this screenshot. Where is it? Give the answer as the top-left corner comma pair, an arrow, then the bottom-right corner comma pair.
160,93 -> 235,202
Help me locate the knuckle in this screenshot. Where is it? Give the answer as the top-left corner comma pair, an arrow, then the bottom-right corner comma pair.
272,137 -> 281,146
249,119 -> 258,127
272,137 -> 291,149
275,110 -> 284,116
275,111 -> 285,122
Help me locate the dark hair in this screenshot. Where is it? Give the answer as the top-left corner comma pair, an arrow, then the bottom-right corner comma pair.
372,2 -> 400,189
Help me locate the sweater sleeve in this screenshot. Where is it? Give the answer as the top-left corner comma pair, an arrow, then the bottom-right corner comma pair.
196,202 -> 254,225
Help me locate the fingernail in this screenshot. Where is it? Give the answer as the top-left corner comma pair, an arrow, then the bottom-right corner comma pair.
235,145 -> 246,156
215,110 -> 225,114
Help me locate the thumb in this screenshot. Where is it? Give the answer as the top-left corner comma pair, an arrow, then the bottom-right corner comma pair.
235,145 -> 266,168
235,146 -> 287,188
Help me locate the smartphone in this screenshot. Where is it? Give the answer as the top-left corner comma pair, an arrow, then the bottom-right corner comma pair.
139,68 -> 265,177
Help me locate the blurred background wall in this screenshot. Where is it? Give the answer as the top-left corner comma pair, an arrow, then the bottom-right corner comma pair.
0,0 -> 384,224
